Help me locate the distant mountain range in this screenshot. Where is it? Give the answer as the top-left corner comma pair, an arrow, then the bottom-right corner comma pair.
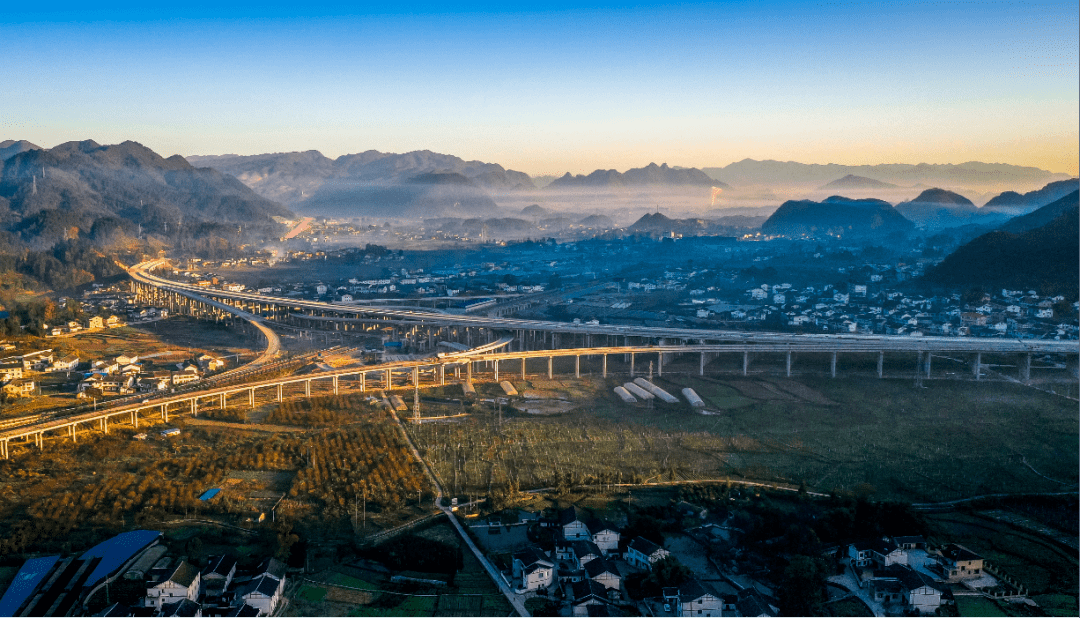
302,170 -> 501,219
620,212 -> 753,238
187,149 -> 539,219
981,179 -> 1079,215
0,140 -> 40,161
997,190 -> 1080,234
703,159 -> 1071,189
818,174 -> 898,190
547,163 -> 727,190
893,189 -> 1010,230
0,140 -> 289,251
761,195 -> 913,238
924,190 -> 1079,297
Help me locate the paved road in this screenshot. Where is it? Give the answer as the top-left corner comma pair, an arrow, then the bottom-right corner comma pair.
384,407 -> 529,616
129,260 -> 1077,355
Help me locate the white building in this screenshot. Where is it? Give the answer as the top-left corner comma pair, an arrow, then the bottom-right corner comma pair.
146,561 -> 201,610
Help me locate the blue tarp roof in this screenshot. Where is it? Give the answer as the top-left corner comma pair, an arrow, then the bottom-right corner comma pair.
79,530 -> 162,588
199,488 -> 221,501
0,555 -> 60,616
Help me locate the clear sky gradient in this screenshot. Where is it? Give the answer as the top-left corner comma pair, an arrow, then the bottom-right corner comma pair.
3,1 -> 1077,176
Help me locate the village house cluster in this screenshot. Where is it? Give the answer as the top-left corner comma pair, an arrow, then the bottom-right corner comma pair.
477,506 -> 778,618
78,353 -> 224,399
0,346 -> 225,403
0,530 -> 287,617
461,499 -> 1025,618
836,536 -> 1003,615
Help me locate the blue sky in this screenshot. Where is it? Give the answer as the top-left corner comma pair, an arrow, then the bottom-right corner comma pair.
2,1 -> 1077,175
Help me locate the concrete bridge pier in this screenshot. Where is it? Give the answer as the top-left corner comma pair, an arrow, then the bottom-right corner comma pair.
701,352 -> 707,376
602,355 -> 608,378
831,352 -> 837,378
925,353 -> 932,378
360,372 -> 366,392
70,424 -> 77,443
100,417 -> 108,435
973,353 -> 981,380
35,433 -> 42,449
1022,353 -> 1031,381
305,380 -> 311,397
494,359 -> 500,382
439,364 -> 446,386
220,393 -> 226,410
575,355 -> 581,379
521,357 -> 527,380
385,369 -> 392,390
466,362 -> 473,383
657,353 -> 663,377
1,440 -> 7,460
878,351 -> 884,378
786,351 -> 792,377
743,351 -> 749,376
333,375 -> 339,395
191,399 -> 197,417
249,388 -> 255,407
277,384 -> 283,402
630,353 -> 635,376
547,356 -> 553,379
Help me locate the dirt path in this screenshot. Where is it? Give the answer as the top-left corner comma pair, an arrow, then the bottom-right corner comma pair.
183,418 -> 308,432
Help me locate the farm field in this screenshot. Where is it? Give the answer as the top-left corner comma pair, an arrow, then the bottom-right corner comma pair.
0,394 -> 434,556
955,595 -> 1008,617
408,373 -> 1078,503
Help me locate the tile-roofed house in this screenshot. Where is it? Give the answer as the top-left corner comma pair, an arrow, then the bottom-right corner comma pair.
571,540 -> 602,565
146,561 -> 201,610
869,564 -> 943,613
237,571 -> 286,615
937,544 -> 984,581
625,537 -> 669,570
585,520 -> 620,554
511,546 -> 554,592
160,598 -> 203,617
848,537 -> 905,568
892,535 -> 927,550
675,579 -> 723,617
560,506 -> 591,541
570,579 -> 610,616
224,604 -> 263,617
583,558 -> 620,593
200,554 -> 238,601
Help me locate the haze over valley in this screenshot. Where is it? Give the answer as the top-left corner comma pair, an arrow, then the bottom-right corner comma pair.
0,3 -> 1077,617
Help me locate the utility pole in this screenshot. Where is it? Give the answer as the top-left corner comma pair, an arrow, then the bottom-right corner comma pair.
413,385 -> 420,423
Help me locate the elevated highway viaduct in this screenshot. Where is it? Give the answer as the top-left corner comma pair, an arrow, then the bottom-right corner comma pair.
130,260 -> 1077,370
2,335 -> 1076,459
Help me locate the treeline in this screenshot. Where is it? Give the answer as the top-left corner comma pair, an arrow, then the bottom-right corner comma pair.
265,394 -> 369,426
0,239 -> 124,291
0,296 -> 101,337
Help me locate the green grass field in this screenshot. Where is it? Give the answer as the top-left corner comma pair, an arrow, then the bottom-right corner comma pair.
1032,594 -> 1079,617
412,374 -> 1078,503
826,596 -> 873,617
325,572 -> 379,590
298,585 -> 328,602
956,595 -> 1007,617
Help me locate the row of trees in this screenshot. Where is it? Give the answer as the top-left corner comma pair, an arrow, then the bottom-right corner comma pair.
265,394 -> 370,427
